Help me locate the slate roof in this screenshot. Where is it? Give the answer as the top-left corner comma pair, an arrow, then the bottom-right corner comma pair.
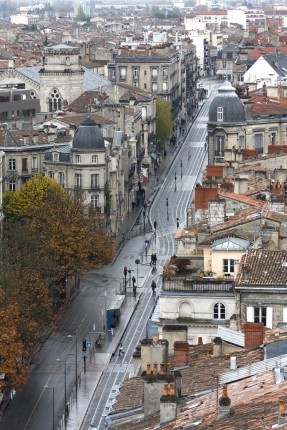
209,81 -> 246,124
15,66 -> 110,92
115,49 -> 178,63
237,249 -> 287,286
57,113 -> 115,127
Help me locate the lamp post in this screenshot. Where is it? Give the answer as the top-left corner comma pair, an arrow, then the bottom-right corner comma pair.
56,359 -> 67,425
175,172 -> 177,192
135,259 -> 140,286
166,197 -> 169,220
67,335 -> 78,401
43,385 -> 55,430
180,160 -> 183,179
143,210 -> 146,234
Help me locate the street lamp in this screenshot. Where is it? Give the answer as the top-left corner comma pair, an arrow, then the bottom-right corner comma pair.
166,197 -> 169,220
135,259 -> 140,286
56,359 -> 67,425
43,385 -> 55,430
175,172 -> 177,192
180,160 -> 183,179
143,210 -> 146,234
67,335 -> 78,401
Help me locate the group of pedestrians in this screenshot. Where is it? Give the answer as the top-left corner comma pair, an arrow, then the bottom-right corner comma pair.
150,253 -> 157,267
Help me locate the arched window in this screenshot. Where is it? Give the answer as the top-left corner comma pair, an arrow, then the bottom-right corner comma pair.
48,89 -> 63,112
214,303 -> 225,320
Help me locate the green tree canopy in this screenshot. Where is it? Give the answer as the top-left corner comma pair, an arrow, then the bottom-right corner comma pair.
156,97 -> 173,149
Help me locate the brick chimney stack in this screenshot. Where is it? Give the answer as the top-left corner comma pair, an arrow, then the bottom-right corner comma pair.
219,384 -> 231,418
160,383 -> 177,425
174,341 -> 189,367
244,323 -> 264,348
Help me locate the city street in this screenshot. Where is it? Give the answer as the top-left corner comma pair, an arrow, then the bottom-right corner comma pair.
0,79 -> 219,430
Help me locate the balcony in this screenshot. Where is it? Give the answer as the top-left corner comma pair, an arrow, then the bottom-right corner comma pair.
151,75 -> 158,82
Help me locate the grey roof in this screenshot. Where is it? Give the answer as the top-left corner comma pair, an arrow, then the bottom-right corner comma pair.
16,66 -> 111,92
72,117 -> 105,150
43,44 -> 78,50
263,54 -> 287,77
209,80 -> 246,123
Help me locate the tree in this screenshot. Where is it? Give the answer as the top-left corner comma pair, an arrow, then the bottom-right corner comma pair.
156,97 -> 173,149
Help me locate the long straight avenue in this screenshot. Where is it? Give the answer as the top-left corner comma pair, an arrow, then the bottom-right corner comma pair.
0,79 -> 219,430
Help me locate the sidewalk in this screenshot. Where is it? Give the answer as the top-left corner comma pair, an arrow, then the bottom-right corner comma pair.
65,106 -> 204,430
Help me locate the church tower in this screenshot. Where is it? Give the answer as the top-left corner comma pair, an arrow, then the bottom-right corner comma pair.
39,44 -> 84,112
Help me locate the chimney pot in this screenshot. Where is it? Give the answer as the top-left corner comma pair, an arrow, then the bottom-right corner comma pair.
160,363 -> 165,375
146,362 -> 151,375
169,383 -> 175,396
163,383 -> 168,396
153,333 -> 159,344
219,384 -> 231,418
198,336 -> 203,345
153,362 -> 158,375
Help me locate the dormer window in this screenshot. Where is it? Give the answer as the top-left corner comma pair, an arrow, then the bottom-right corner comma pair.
217,107 -> 223,122
92,155 -> 98,164
75,154 -> 81,164
53,152 -> 59,162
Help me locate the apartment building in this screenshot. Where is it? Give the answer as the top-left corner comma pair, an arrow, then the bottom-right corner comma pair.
108,49 -> 181,115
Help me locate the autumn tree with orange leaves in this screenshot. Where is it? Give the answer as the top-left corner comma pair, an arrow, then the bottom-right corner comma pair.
0,176 -> 114,392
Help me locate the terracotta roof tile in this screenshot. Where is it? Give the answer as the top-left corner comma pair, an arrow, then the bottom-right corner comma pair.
218,190 -> 264,209
237,249 -> 287,285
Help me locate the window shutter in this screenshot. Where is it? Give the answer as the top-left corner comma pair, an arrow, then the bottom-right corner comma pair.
266,307 -> 273,329
283,308 -> 287,323
246,306 -> 254,322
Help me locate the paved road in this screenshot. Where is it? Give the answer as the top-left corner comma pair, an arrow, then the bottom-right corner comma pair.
0,79 -> 219,430
83,80 -> 220,430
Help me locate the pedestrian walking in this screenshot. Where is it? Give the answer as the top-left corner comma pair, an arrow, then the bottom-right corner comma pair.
151,281 -> 156,294
154,220 -> 157,230
132,276 -> 136,287
133,284 -> 137,298
151,253 -> 157,267
118,342 -> 124,356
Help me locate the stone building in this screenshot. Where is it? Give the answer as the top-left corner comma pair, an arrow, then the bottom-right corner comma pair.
43,117 -> 123,234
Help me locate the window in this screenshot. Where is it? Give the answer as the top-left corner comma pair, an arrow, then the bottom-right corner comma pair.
217,106 -> 223,121
91,174 -> 99,189
270,132 -> 276,145
8,180 -> 16,191
246,306 -> 273,328
58,172 -> 65,186
162,67 -> 168,78
254,307 -> 266,325
239,135 -> 245,149
75,154 -> 81,164
48,171 -> 54,179
215,136 -> 225,157
144,84 -> 147,89
163,82 -> 167,91
214,303 -> 225,320
152,82 -> 157,92
9,158 -> 16,171
144,70 -> 147,76
91,195 -> 99,209
119,67 -> 127,80
254,133 -> 263,154
32,157 -> 38,170
92,155 -> 98,164
53,152 -> 59,162
75,173 -> 81,188
22,158 -> 28,171
223,259 -> 235,274
222,52 -> 227,59
152,68 -> 158,78
133,67 -> 139,79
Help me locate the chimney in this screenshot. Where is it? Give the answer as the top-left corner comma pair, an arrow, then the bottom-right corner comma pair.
174,342 -> 189,367
244,323 -> 264,348
278,398 -> 287,424
230,356 -> 237,370
212,337 -> 222,357
140,338 -> 169,373
218,384 -> 231,418
229,314 -> 238,331
162,325 -> 187,353
160,383 -> 177,425
198,336 -> 203,345
142,361 -> 176,418
160,363 -> 165,375
242,264 -> 250,282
